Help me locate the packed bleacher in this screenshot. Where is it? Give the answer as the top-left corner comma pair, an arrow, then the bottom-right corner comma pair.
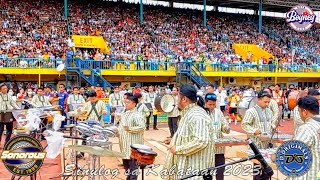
0,0 -> 319,72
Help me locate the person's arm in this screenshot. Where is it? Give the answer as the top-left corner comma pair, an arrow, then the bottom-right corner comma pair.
269,100 -> 279,129
80,95 -> 85,104
100,101 -> 107,115
10,97 -> 20,109
175,116 -> 210,156
108,94 -> 113,106
241,110 -> 258,134
31,96 -> 39,108
219,109 -> 230,134
67,96 -> 71,105
143,104 -> 150,117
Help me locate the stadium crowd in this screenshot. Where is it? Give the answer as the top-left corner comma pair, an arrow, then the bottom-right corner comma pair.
0,0 -> 319,70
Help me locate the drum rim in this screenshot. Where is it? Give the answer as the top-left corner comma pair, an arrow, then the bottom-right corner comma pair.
137,149 -> 157,155
130,144 -> 152,150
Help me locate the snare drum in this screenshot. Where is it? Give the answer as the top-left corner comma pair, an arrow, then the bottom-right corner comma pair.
130,144 -> 152,160
136,149 -> 157,165
0,112 -> 14,123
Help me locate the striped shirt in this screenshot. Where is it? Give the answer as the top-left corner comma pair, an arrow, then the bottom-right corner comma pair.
67,94 -> 85,104
241,105 -> 275,149
144,92 -> 156,108
31,95 -> 51,108
118,108 -> 145,159
293,106 -> 304,136
208,108 -> 229,154
136,102 -> 150,118
269,99 -> 279,127
163,103 -> 215,180
292,118 -> 320,180
83,100 -> 107,125
0,93 -> 19,111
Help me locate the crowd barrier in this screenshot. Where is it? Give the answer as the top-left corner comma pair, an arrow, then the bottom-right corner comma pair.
0,58 -> 319,73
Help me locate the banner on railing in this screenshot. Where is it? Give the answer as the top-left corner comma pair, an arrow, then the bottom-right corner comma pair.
72,35 -> 110,54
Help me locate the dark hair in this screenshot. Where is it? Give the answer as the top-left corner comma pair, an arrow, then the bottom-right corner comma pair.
37,87 -> 44,91
298,96 -> 319,115
180,84 -> 206,109
308,89 -> 320,96
0,83 -> 7,89
134,93 -> 142,99
73,86 -> 79,90
257,90 -> 272,98
127,95 -> 138,105
59,84 -> 65,87
208,84 -> 215,89
205,93 -> 217,102
87,91 -> 97,97
124,92 -> 133,97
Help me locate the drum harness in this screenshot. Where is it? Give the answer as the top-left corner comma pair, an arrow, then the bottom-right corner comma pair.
86,102 -> 101,121
254,106 -> 277,148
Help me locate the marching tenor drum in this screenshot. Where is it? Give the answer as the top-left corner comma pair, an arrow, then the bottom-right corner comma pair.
154,94 -> 175,113
130,144 -> 152,160
136,149 -> 157,166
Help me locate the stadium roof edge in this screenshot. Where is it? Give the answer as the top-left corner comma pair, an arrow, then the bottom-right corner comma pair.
169,0 -> 320,12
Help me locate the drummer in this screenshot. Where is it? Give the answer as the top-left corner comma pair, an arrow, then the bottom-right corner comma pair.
31,87 -> 52,140
167,87 -> 179,138
66,86 -> 85,111
80,91 -> 107,126
263,88 -> 279,129
109,86 -> 124,124
77,91 -> 107,159
241,90 -> 276,180
205,93 -> 230,180
293,91 -> 307,135
0,83 -> 20,147
163,84 -> 214,180
31,87 -> 52,108
118,94 -> 145,180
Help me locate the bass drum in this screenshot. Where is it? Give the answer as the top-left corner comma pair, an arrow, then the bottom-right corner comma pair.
154,94 -> 175,113
237,97 -> 257,119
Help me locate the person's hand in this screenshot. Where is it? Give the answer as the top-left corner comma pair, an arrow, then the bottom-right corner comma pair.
168,146 -> 176,154
164,137 -> 171,145
254,130 -> 262,135
223,126 -> 231,134
102,110 -> 107,115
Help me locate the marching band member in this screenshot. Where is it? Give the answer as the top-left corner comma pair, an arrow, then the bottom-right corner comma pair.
293,91 -> 307,135
228,89 -> 240,122
241,91 -> 276,180
31,87 -> 52,108
272,84 -> 284,126
118,94 -> 145,180
167,87 -> 179,138
67,86 -> 85,105
135,93 -> 150,119
145,85 -> 158,130
0,83 -> 20,147
205,93 -> 230,180
109,86 -> 124,124
163,84 -> 215,180
57,84 -> 68,128
81,91 -> 107,125
77,91 -> 107,159
79,87 -> 88,100
263,88 -> 279,129
293,96 -> 320,180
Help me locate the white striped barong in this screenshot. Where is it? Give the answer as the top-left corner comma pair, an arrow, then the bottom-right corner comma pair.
163,103 -> 215,180
118,108 -> 145,159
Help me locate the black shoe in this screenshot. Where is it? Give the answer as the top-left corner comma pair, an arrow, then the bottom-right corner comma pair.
76,154 -> 84,159
153,127 -> 159,130
146,127 -> 149,131
118,164 -> 124,167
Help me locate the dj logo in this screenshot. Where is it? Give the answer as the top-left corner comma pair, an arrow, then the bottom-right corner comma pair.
0,135 -> 46,176
286,5 -> 317,32
275,140 -> 312,177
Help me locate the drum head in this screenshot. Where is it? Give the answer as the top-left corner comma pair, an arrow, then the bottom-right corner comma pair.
160,95 -> 175,113
137,149 -> 157,155
131,144 -> 152,150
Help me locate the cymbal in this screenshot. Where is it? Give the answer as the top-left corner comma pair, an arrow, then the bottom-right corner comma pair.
68,145 -> 124,158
